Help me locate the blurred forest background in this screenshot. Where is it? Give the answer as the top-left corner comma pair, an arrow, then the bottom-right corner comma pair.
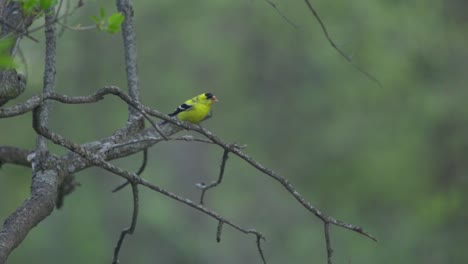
1,0 -> 467,263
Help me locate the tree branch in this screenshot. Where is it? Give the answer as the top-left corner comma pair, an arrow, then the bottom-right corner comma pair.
0,87 -> 167,139
116,0 -> 140,117
0,10 -> 59,264
1,83 -> 376,261
3,86 -> 376,241
197,149 -> 229,204
0,169 -> 60,263
304,0 -> 382,88
263,0 -> 297,29
112,147 -> 147,192
31,108 -> 268,263
112,182 -> 139,263
35,9 -> 56,151
0,146 -> 31,167
324,221 -> 333,264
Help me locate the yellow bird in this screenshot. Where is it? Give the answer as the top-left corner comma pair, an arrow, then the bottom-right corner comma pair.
160,92 -> 218,125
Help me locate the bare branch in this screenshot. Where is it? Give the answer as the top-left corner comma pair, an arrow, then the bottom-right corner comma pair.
36,9 -> 57,151
303,0 -> 382,88
112,147 -> 147,192
0,87 -> 168,140
56,21 -> 96,31
110,136 -> 215,150
198,149 -> 229,204
3,85 -> 376,242
0,169 -> 60,263
0,10 -> 60,263
137,117 -> 378,242
0,93 -> 42,117
0,146 -> 31,167
54,0 -> 64,22
2,80 -> 375,262
263,0 -> 298,29
57,0 -> 71,37
1,85 -> 377,242
0,19 -> 38,43
256,234 -> 267,264
0,1 -> 380,262
116,0 -> 140,117
112,183 -> 139,264
216,220 -> 223,243
31,108 -> 267,263
324,221 -> 333,264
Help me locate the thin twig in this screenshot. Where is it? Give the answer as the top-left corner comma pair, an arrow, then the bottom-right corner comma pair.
256,234 -> 267,264
112,148 -> 147,192
304,0 -> 382,88
112,182 -> 139,264
54,0 -> 64,22
198,149 -> 229,204
58,0 -> 71,37
216,220 -> 223,243
56,21 -> 97,31
0,19 -> 40,43
27,1 -> 84,34
264,0 -> 298,29
109,136 -> 215,150
10,35 -> 22,57
324,221 -> 333,264
139,116 -> 378,242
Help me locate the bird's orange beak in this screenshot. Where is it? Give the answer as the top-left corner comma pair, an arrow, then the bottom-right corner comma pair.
211,96 -> 219,102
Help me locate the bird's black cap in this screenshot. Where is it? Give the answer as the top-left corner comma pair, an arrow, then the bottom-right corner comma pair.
205,93 -> 214,99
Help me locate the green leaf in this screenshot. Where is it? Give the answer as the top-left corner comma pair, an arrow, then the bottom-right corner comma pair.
39,0 -> 57,10
0,37 -> 14,52
0,56 -> 16,69
0,37 -> 15,68
100,6 -> 106,19
18,0 -> 38,13
90,15 -> 101,24
106,12 -> 125,34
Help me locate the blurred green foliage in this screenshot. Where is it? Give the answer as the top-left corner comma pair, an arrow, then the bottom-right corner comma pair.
0,37 -> 15,69
1,0 -> 468,263
91,7 -> 125,34
17,0 -> 57,14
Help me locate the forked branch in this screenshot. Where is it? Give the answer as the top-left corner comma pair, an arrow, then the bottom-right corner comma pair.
31,107 -> 268,263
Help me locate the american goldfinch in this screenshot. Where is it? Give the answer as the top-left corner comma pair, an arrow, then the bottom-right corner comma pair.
159,92 -> 218,125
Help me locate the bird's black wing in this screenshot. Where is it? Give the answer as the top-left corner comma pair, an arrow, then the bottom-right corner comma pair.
168,103 -> 192,116
159,103 -> 193,125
